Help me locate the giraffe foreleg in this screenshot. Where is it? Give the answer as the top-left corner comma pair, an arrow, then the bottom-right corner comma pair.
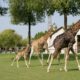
37,53 -> 43,66
17,59 -> 19,68
24,55 -> 29,68
11,57 -> 16,66
47,54 -> 51,64
71,48 -> 80,70
47,54 -> 53,72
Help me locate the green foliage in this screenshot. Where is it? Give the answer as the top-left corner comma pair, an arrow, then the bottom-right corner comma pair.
33,31 -> 46,39
9,0 -> 47,45
20,38 -> 28,46
0,0 -> 8,15
0,29 -> 22,48
45,0 -> 55,16
54,0 -> 80,15
76,0 -> 80,14
0,7 -> 7,15
9,0 -> 45,25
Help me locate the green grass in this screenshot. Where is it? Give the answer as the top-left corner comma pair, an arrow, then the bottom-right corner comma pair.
0,54 -> 80,80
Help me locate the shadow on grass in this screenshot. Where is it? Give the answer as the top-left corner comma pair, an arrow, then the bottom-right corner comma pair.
68,68 -> 79,72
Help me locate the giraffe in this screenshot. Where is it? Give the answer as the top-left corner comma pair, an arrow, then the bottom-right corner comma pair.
29,27 -> 54,66
46,27 -> 64,64
11,44 -> 30,68
47,20 -> 80,72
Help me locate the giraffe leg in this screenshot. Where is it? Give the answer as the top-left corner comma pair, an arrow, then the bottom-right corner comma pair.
64,48 -> 70,72
38,54 -> 43,66
47,49 -> 61,72
47,54 -> 51,64
25,59 -> 29,68
11,57 -> 16,66
64,54 -> 68,72
29,47 -> 33,65
57,53 -> 62,71
17,60 -> 19,68
41,53 -> 44,66
16,56 -> 20,68
24,55 -> 29,68
57,53 -> 61,64
47,55 -> 53,72
71,48 -> 80,70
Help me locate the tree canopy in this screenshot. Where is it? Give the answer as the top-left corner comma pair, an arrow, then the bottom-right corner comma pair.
9,0 -> 47,46
53,0 -> 80,30
9,0 -> 46,25
0,29 -> 22,48
0,0 -> 8,15
9,0 -> 80,45
0,6 -> 7,15
54,0 -> 79,15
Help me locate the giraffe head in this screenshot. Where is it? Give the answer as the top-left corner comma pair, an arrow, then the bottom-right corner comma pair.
47,27 -> 55,35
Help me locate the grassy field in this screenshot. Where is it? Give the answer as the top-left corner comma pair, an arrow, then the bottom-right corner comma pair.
0,53 -> 80,80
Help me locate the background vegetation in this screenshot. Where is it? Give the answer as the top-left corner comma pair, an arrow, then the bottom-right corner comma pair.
0,29 -> 48,53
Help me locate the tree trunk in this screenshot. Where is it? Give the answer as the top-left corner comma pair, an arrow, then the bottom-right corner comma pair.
28,17 -> 31,47
64,13 -> 68,56
64,13 -> 67,31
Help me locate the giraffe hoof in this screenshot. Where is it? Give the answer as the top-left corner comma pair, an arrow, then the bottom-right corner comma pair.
28,62 -> 30,65
47,61 -> 49,64
59,68 -> 62,71
78,66 -> 80,70
11,64 -> 13,66
26,65 -> 29,68
41,63 -> 44,66
64,67 -> 68,72
47,68 -> 50,72
17,66 -> 19,68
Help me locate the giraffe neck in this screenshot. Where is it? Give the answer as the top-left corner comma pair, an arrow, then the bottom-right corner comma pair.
44,31 -> 52,41
71,20 -> 80,36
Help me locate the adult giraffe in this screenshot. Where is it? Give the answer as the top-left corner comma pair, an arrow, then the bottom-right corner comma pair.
47,20 -> 80,72
29,27 -> 54,66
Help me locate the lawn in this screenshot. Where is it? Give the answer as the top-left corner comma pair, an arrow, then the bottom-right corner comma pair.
0,53 -> 80,80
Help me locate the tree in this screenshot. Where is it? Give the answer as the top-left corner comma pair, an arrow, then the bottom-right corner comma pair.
45,0 -> 55,16
9,0 -> 46,46
20,38 -> 28,47
0,7 -> 7,15
54,0 -> 79,30
53,0 -> 80,54
76,0 -> 80,14
0,0 -> 7,15
0,29 -> 22,49
33,31 -> 46,40
45,0 -> 56,27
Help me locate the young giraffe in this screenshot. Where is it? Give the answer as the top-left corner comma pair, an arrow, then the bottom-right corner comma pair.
47,20 -> 80,72
29,27 -> 54,66
11,44 -> 30,68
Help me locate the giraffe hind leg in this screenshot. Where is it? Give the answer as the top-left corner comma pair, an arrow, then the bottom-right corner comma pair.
37,54 -> 43,66
24,55 -> 29,68
11,57 -> 16,66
